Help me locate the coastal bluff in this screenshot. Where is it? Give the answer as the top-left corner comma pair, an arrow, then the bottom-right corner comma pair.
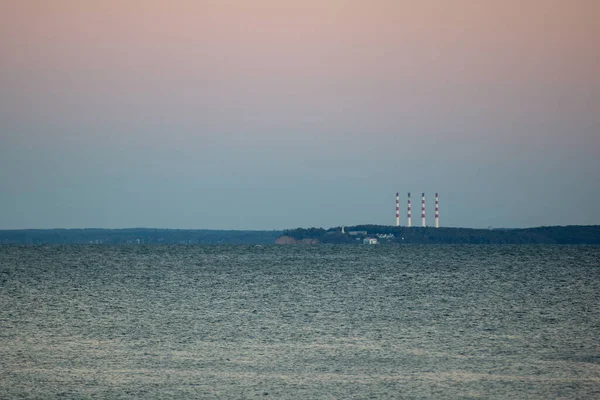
275,235 -> 319,245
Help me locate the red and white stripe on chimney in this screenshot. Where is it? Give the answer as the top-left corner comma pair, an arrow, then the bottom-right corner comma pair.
398,192 -> 439,228
395,192 -> 400,226
435,193 -> 439,228
407,193 -> 412,227
421,193 -> 426,227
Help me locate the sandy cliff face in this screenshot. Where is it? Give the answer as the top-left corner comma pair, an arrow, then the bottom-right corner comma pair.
275,236 -> 319,245
275,235 -> 296,244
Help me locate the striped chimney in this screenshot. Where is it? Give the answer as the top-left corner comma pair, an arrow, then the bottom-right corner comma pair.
395,192 -> 400,227
421,193 -> 426,227
407,192 -> 412,227
435,192 -> 439,228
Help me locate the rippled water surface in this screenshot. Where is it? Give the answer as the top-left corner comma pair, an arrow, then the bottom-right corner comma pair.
1,245 -> 599,399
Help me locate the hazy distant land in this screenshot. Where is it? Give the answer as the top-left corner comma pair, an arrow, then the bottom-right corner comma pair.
277,225 -> 600,244
0,229 -> 282,245
1,225 -> 600,245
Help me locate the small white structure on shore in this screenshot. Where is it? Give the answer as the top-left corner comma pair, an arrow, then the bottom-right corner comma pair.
363,238 -> 378,245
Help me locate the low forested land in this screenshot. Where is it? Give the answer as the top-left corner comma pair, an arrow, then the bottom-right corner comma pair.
279,225 -> 600,244
1,225 -> 599,245
0,229 -> 282,245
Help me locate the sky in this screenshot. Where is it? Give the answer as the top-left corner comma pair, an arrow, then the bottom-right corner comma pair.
0,0 -> 598,230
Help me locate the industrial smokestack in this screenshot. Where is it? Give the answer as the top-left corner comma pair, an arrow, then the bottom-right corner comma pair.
407,193 -> 412,227
421,193 -> 426,227
395,192 -> 400,227
435,193 -> 439,228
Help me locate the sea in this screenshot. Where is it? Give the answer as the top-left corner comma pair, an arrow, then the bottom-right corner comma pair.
1,245 -> 599,399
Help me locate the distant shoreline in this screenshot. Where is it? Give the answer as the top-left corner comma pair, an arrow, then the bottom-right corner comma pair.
277,225 -> 600,245
0,228 -> 282,245
1,225 -> 600,245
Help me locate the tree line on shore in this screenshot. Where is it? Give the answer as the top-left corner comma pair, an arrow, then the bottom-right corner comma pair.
1,225 -> 599,245
0,228 -> 282,245
280,225 -> 600,244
